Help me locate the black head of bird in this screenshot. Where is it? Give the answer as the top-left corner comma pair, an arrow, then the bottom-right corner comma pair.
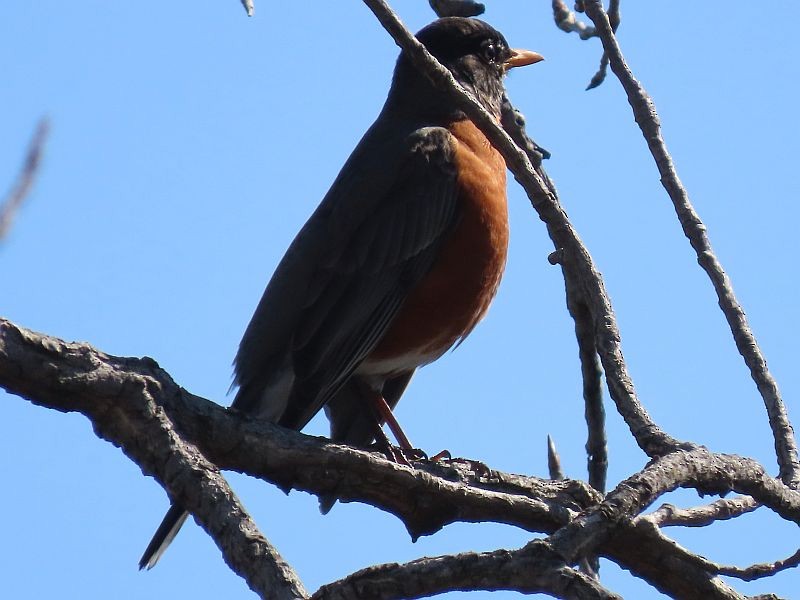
388,17 -> 543,119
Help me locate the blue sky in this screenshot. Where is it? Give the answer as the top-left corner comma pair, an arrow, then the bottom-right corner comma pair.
2,2 -> 798,598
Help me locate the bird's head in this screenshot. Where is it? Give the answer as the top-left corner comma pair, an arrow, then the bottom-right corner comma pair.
390,17 -> 543,119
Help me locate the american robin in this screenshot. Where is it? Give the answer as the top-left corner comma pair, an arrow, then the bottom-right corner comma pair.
139,16 -> 542,569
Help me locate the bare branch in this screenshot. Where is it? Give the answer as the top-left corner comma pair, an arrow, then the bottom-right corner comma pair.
645,496 -> 759,528
0,118 -> 49,241
5,4 -> 795,597
549,449 -> 800,566
570,281 -> 607,492
4,316 -> 780,597
313,541 -> 621,600
585,53 -> 610,91
552,0 -> 597,39
499,96 -> 607,494
0,319 -> 307,599
582,0 -> 800,487
548,435 -> 565,480
428,0 -> 484,18
585,0 -> 620,90
361,0 -> 683,460
0,315 -> 594,526
716,548 -> 800,582
634,516 -> 800,584
551,1 -> 621,89
605,520 -> 746,599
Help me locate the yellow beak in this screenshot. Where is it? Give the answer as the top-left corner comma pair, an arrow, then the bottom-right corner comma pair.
504,49 -> 545,69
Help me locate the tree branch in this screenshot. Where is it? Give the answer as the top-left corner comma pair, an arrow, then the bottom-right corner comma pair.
548,434 -> 566,480
361,0 -> 682,460
0,118 -> 49,241
552,0 -> 598,40
549,449 -> 800,567
0,319 -> 306,599
499,97 -> 607,494
645,496 -> 759,528
428,0 -> 485,18
551,0 -> 621,89
2,317 -> 792,598
582,0 -> 800,487
5,3 -> 795,597
313,541 -> 621,600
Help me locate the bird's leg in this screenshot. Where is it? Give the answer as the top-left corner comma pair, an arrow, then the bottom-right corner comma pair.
354,381 -> 423,464
368,393 -> 429,462
371,393 -> 414,450
366,405 -> 411,466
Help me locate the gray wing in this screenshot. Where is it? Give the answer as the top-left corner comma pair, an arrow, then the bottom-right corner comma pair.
232,123 -> 460,430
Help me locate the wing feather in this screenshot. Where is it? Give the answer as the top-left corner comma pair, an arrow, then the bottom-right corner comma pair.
233,123 -> 459,432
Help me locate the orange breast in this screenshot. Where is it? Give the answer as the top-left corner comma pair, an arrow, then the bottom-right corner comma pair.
365,119 -> 509,374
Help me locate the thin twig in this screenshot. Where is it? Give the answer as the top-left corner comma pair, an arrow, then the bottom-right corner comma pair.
0,118 -> 49,241
428,0 -> 484,18
547,435 -> 565,480
644,496 -> 759,528
570,281 -> 607,492
551,1 -> 621,89
716,548 -> 800,582
552,0 -> 597,39
585,0 -> 619,90
582,0 -> 800,487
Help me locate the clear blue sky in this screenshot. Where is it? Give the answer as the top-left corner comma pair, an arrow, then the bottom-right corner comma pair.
2,2 -> 798,598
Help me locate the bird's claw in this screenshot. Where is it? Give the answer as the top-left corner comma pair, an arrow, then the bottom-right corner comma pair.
429,449 -> 452,461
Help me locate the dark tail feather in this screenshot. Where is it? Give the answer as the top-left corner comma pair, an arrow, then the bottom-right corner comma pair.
139,504 -> 189,570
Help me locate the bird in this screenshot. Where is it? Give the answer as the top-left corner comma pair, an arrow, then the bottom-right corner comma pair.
139,16 -> 542,570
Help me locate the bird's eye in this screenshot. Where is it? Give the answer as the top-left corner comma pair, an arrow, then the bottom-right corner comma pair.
482,41 -> 499,63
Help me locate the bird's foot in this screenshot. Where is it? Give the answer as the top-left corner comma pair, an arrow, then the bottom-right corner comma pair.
372,442 -> 427,466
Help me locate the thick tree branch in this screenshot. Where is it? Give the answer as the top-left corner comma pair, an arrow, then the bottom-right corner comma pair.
313,541 -> 621,600
2,318 -> 791,599
0,319 -> 306,599
634,517 -> 800,584
603,521 -> 745,600
549,449 -> 800,567
582,0 -> 800,487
